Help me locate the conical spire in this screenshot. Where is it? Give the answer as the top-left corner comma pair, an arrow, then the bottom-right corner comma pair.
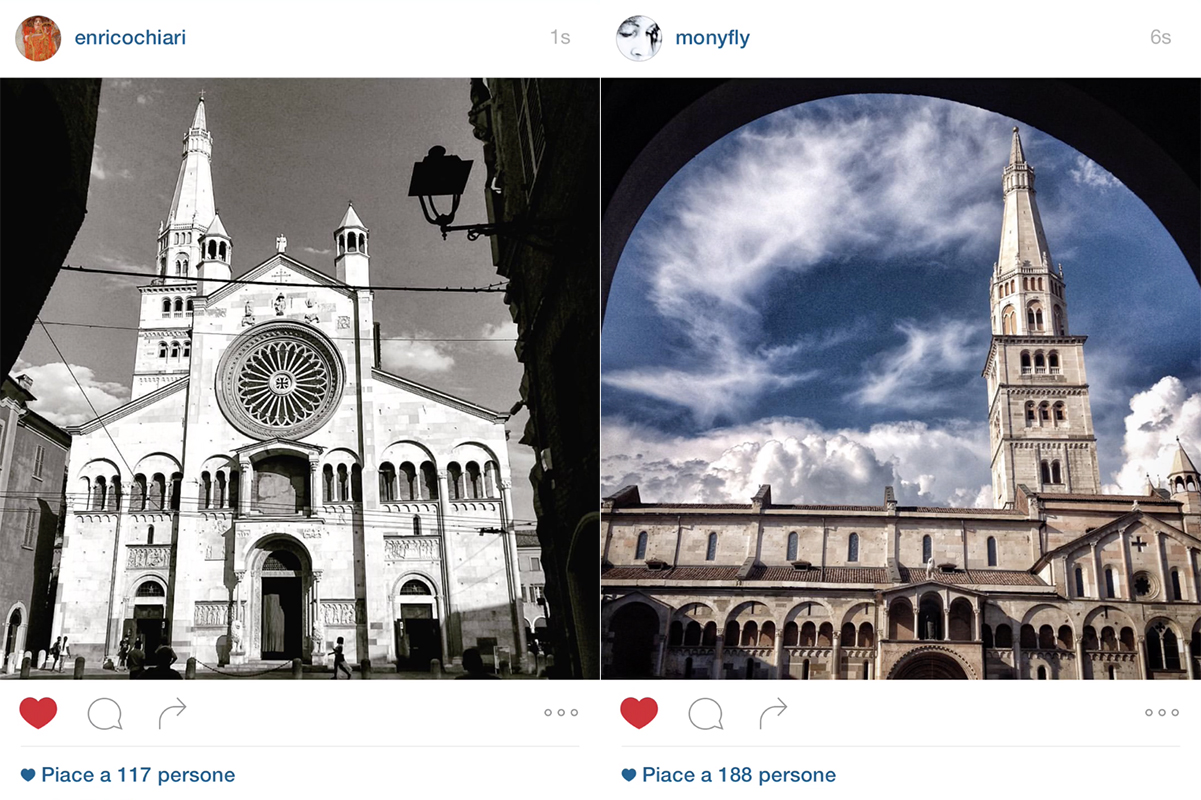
1008,126 -> 1026,166
997,126 -> 1051,271
167,97 -> 215,231
337,201 -> 365,230
1170,439 -> 1198,477
204,210 -> 228,239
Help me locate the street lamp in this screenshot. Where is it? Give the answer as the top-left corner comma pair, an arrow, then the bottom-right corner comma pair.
408,145 -> 500,241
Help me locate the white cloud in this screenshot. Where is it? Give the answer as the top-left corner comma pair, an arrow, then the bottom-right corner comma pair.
1105,376 -> 1201,493
852,318 -> 985,410
302,246 -> 333,256
90,144 -> 132,181
602,415 -> 991,508
1069,155 -> 1120,190
380,333 -> 455,374
136,95 -> 151,106
478,320 -> 518,354
613,97 -> 1007,422
11,359 -> 130,427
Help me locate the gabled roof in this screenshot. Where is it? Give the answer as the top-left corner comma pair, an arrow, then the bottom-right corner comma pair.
1033,510 -> 1201,571
206,252 -> 352,306
66,377 -> 188,435
371,368 -> 507,423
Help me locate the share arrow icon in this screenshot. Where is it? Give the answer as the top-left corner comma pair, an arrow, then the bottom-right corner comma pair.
159,698 -> 187,730
759,698 -> 787,730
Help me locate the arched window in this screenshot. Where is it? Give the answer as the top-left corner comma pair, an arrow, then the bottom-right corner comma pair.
200,471 -> 211,509
1027,301 -> 1044,331
466,462 -> 482,499
172,232 -> 179,245
987,536 -> 997,567
1048,351 -> 1060,373
158,341 -> 168,358
1074,566 -> 1085,597
1037,665 -> 1047,680
348,233 -> 357,252
1039,401 -> 1050,422
399,462 -> 416,501
1187,477 -> 1197,492
1040,460 -> 1051,483
684,621 -> 701,646
219,241 -> 227,260
150,473 -> 165,510
705,532 -> 717,561
182,339 -> 191,358
147,524 -> 155,545
322,464 -> 334,503
786,532 -> 798,561
1034,352 -> 1045,371
338,234 -> 345,253
847,532 -> 859,562
1001,305 -> 1016,334
921,535 -> 932,564
420,462 -> 438,500
635,531 -> 648,560
668,621 -> 683,646
995,624 -> 1013,648
1171,570 -> 1182,601
1053,402 -> 1065,424
186,298 -> 193,312
1051,460 -> 1062,484
351,464 -> 362,503
358,233 -> 366,252
1025,401 -> 1036,425
1105,567 -> 1116,599
162,298 -> 171,316
215,471 -> 226,508
1020,351 -> 1032,373
379,463 -> 396,502
337,464 -> 349,502
447,462 -> 464,499
982,624 -> 994,649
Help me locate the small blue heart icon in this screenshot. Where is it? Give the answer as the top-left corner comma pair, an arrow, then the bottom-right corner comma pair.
21,769 -> 35,782
622,768 -> 636,782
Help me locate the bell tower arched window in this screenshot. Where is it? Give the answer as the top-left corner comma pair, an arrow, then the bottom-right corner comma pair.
1001,305 -> 1016,334
847,532 -> 859,562
786,532 -> 798,561
921,535 -> 932,564
1051,460 -> 1062,484
987,536 -> 997,567
635,531 -> 648,560
706,532 -> 717,561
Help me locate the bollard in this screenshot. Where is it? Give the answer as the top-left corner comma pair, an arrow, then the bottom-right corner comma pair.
430,658 -> 442,679
291,658 -> 303,680
20,655 -> 31,679
359,658 -> 372,680
185,657 -> 197,680
38,649 -> 47,670
73,656 -> 85,680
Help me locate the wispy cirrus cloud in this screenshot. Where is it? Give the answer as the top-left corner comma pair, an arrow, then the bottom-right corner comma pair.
1069,155 -> 1121,190
852,318 -> 986,411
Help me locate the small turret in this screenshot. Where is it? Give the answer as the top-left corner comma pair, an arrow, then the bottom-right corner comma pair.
334,202 -> 369,286
1168,439 -> 1199,497
197,211 -> 231,296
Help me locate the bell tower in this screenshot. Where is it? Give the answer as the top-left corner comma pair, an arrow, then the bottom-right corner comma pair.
983,128 -> 1101,507
334,202 -> 370,287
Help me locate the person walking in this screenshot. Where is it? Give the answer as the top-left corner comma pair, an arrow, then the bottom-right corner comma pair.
47,636 -> 61,671
57,637 -> 70,672
117,637 -> 129,671
329,636 -> 352,680
127,638 -> 146,680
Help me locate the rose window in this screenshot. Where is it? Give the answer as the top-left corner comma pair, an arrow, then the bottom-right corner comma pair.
216,321 -> 344,439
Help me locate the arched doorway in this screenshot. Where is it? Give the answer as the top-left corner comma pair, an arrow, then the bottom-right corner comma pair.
129,579 -> 167,655
4,606 -> 25,670
608,602 -> 659,678
891,650 -> 970,680
248,538 -> 314,662
393,577 -> 441,671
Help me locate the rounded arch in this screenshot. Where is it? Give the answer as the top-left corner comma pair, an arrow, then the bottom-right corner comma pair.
724,599 -> 773,628
132,452 -> 183,478
782,598 -> 834,627
673,601 -> 717,620
321,447 -> 362,467
448,439 -> 504,466
381,440 -> 437,466
839,601 -> 875,628
1082,604 -> 1137,633
600,80 -> 1199,320
1021,603 -> 1075,637
887,646 -> 976,680
242,531 -> 313,567
390,570 -> 440,599
606,596 -> 666,678
77,457 -> 120,480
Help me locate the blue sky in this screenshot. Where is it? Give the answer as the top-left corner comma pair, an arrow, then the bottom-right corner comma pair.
602,94 -> 1201,507
14,79 -> 535,522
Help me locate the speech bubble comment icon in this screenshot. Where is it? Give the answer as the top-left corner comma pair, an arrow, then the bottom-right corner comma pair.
87,698 -> 123,731
688,697 -> 723,730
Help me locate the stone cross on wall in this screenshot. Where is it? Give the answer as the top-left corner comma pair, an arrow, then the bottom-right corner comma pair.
1131,536 -> 1148,552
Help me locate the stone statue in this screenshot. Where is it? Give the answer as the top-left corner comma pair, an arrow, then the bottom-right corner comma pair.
230,618 -> 244,652
274,294 -> 286,315
241,301 -> 254,327
925,557 -> 934,578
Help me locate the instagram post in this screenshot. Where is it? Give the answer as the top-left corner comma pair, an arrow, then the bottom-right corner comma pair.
1,4 -> 1199,797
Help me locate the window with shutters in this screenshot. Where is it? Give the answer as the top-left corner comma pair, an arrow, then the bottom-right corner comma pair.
515,79 -> 546,195
33,444 -> 45,479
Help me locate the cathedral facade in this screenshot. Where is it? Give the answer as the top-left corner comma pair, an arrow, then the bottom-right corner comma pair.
601,129 -> 1201,680
54,99 -> 524,671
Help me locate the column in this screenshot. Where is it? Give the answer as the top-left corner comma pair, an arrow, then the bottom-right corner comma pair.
1155,533 -> 1169,603
830,631 -> 841,680
655,613 -> 670,677
1075,632 -> 1087,680
1137,636 -> 1148,680
230,570 -> 246,664
1090,542 -> 1101,597
1013,635 -> 1023,680
307,456 -> 320,517
435,469 -> 458,659
1177,633 -> 1192,680
713,634 -> 725,680
311,570 -> 325,665
973,605 -> 981,642
1120,529 -> 1134,600
942,604 -> 950,642
773,627 -> 784,680
238,459 -> 252,516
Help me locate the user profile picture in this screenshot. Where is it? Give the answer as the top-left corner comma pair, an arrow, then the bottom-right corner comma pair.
616,15 -> 662,62
16,15 -> 61,62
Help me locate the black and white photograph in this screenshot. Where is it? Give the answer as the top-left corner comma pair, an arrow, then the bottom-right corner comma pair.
0,78 -> 598,680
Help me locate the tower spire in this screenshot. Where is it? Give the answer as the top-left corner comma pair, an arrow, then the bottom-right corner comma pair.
998,127 -> 1052,272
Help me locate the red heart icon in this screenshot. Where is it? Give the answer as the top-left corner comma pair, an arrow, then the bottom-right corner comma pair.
20,697 -> 57,729
620,696 -> 658,729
